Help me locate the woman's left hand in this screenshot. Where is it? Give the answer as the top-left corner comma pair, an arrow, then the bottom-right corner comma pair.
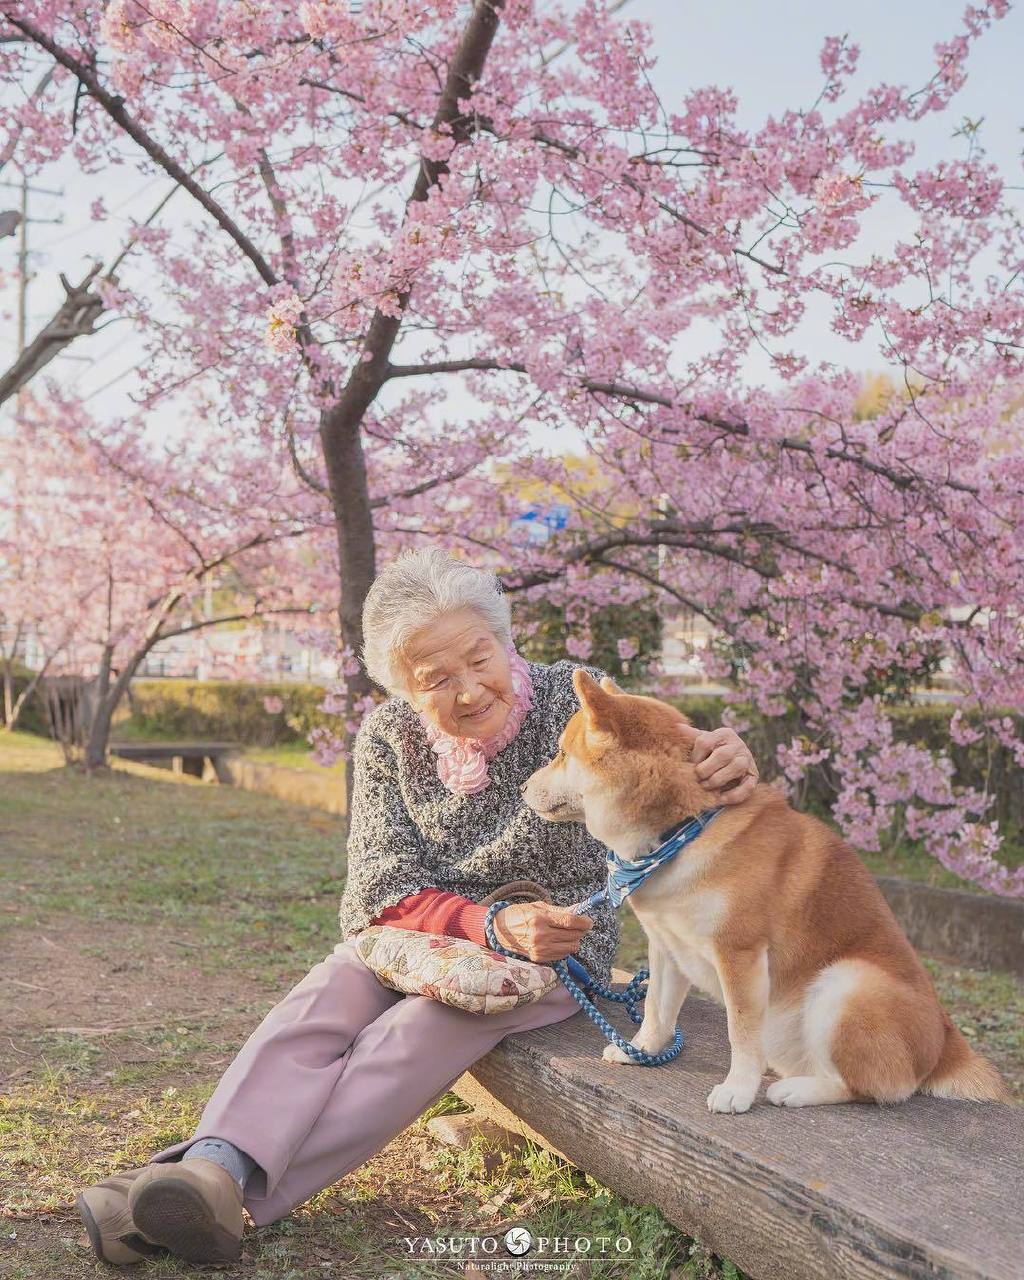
678,724 -> 759,805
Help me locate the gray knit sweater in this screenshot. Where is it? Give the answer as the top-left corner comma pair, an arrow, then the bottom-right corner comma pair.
337,658 -> 619,985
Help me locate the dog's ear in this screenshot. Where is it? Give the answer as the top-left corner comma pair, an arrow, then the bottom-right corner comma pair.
573,667 -> 604,703
599,675 -> 623,695
572,668 -> 618,736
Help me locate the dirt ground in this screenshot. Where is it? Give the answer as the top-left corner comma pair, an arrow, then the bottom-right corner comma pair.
2,918 -> 262,1083
0,911 -> 674,1280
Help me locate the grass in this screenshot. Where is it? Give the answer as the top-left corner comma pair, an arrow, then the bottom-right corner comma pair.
2,729 -> 1020,1280
0,731 -> 744,1279
241,742 -> 345,774
0,733 -> 342,989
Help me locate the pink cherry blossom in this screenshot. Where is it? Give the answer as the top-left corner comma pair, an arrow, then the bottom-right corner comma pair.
2,0 -> 1022,889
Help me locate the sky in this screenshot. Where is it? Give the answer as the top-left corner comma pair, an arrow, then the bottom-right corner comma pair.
2,0 -> 1021,451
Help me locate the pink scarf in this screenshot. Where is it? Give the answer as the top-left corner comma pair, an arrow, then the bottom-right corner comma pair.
419,645 -> 534,795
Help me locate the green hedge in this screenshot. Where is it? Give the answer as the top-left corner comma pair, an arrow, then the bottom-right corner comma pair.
3,670 -> 50,736
123,679 -> 336,747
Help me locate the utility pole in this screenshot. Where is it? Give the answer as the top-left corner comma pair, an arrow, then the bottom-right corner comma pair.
1,174 -> 62,672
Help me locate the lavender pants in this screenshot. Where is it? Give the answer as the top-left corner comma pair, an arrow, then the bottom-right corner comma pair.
146,936 -> 581,1226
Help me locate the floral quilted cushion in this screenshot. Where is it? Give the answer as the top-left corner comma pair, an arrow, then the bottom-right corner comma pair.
353,925 -> 560,1014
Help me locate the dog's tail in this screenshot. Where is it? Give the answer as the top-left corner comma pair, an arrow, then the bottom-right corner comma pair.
921,1016 -> 1011,1102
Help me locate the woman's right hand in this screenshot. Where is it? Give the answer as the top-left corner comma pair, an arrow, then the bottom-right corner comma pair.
491,900 -> 593,962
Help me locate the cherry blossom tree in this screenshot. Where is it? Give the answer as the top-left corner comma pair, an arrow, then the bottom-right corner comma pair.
2,1 -> 1022,889
3,392 -> 328,767
1,425 -> 89,730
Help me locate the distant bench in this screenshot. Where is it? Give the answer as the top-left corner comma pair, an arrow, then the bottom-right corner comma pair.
108,741 -> 239,783
454,968 -> 1023,1280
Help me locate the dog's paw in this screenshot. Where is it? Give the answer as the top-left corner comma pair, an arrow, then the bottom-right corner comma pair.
602,1042 -> 641,1066
706,1077 -> 758,1114
766,1076 -> 850,1107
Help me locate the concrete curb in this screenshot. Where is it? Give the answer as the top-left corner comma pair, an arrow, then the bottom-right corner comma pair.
877,875 -> 1024,977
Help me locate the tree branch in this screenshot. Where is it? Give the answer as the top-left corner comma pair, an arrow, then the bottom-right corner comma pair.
322,0 -> 507,439
504,528 -> 964,626
385,357 -> 979,497
0,64 -> 53,177
154,605 -> 313,644
369,458 -> 484,508
0,265 -> 105,405
589,554 -> 725,631
469,117 -> 784,275
3,12 -> 278,286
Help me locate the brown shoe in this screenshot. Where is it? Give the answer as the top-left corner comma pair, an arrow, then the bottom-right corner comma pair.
76,1166 -> 168,1266
127,1157 -> 244,1263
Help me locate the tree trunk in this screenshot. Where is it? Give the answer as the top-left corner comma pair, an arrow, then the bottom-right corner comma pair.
318,403 -> 378,825
82,646 -> 115,770
2,659 -> 12,729
317,1 -> 509,827
82,660 -> 147,771
83,692 -> 116,770
2,648 -> 58,733
3,672 -> 37,733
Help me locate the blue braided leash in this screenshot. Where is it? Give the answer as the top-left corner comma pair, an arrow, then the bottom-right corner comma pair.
483,807 -> 723,1068
485,899 -> 678,1065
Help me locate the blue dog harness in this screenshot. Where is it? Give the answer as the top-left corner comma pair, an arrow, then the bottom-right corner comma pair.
485,806 -> 724,1066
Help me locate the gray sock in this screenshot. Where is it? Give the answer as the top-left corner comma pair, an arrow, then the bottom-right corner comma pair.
182,1136 -> 257,1189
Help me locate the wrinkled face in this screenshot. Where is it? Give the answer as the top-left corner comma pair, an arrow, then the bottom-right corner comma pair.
403,608 -> 514,739
520,709 -> 594,822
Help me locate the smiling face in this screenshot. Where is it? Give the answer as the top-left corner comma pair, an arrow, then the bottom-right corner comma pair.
402,608 -> 515,739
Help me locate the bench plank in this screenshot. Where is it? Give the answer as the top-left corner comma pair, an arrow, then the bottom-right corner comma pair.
109,742 -> 239,782
454,979 -> 1023,1280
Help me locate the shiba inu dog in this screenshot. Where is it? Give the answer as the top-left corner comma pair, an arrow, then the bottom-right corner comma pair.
522,669 -> 1010,1114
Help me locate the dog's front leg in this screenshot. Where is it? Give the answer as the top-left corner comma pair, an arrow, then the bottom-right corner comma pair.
603,929 -> 691,1065
706,946 -> 769,1114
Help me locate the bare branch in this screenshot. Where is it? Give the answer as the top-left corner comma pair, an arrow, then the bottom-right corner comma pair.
589,554 -> 724,630
387,356 -> 523,378
285,418 -> 328,495
0,265 -> 105,405
369,458 -> 483,507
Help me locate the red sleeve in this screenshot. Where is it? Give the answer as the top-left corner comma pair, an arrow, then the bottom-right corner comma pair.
369,887 -> 490,948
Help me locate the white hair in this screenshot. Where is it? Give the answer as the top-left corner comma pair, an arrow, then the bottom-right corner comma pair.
360,547 -> 513,698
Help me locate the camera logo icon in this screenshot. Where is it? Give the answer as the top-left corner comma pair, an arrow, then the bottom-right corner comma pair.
504,1226 -> 533,1255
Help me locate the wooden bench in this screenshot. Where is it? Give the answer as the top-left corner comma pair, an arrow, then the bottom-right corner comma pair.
108,741 -> 239,783
453,969 -> 1023,1280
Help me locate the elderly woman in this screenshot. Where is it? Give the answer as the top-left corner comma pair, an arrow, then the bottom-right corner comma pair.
76,548 -> 758,1267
